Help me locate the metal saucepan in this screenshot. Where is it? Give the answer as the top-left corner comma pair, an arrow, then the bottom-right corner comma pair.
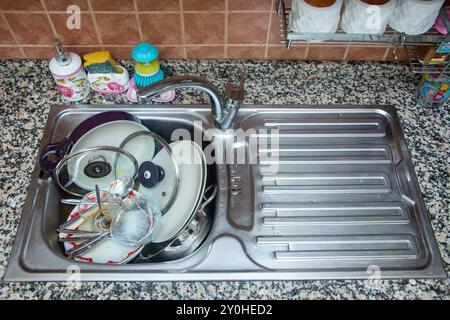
39,111 -> 140,173
148,184 -> 217,262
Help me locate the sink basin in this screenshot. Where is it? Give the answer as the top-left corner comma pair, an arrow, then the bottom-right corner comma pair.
4,104 -> 446,281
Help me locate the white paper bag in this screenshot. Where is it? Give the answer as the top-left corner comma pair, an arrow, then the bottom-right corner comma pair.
389,0 -> 445,35
290,0 -> 343,33
341,0 -> 397,35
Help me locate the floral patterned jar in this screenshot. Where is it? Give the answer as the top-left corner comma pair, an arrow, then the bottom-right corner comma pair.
51,64 -> 90,102
49,40 -> 90,102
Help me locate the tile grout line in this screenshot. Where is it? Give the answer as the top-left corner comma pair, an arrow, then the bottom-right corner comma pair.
87,0 -> 103,50
0,42 -> 393,49
40,0 -> 58,40
0,44 -> 273,48
133,0 -> 143,42
264,0 -> 275,59
0,10 -> 275,14
382,46 -> 390,61
224,0 -> 228,58
0,12 -> 25,58
343,45 -> 350,60
179,0 -> 187,59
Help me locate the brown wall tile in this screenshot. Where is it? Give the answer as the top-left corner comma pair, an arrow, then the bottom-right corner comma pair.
228,0 -> 272,11
307,45 -> 347,61
0,0 -> 418,61
0,15 -> 15,45
136,0 -> 180,11
140,13 -> 182,45
228,12 -> 269,44
184,13 -> 225,45
182,0 -> 225,11
44,0 -> 89,12
186,46 -> 225,59
22,46 -> 54,59
385,46 -> 409,62
0,0 -> 43,11
266,45 -> 307,59
346,46 -> 388,61
0,47 -> 24,59
4,13 -> 54,45
95,14 -> 140,45
66,46 -> 102,57
268,12 -> 283,45
51,14 -> 98,45
227,46 -> 265,59
103,46 -> 134,59
158,46 -> 185,59
282,0 -> 293,10
90,0 -> 135,11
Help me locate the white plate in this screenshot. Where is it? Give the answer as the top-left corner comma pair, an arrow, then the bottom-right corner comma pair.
191,141 -> 208,216
140,144 -> 177,211
67,120 -> 154,191
140,140 -> 206,243
62,195 -> 143,264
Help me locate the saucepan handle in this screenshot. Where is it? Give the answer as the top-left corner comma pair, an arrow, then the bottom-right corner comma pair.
39,138 -> 72,173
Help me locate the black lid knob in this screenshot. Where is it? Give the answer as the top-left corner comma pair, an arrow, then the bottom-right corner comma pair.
138,161 -> 165,188
84,160 -> 111,178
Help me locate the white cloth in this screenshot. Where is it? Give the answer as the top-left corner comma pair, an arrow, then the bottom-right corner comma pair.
389,0 -> 445,35
290,0 -> 343,33
340,0 -> 397,35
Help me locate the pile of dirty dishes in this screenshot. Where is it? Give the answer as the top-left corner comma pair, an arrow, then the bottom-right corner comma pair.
41,111 -> 212,264
58,182 -> 160,263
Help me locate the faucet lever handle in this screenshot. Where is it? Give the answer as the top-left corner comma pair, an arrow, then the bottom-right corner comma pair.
225,67 -> 245,103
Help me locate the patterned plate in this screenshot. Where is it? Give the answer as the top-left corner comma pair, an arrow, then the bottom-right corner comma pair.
62,192 -> 144,264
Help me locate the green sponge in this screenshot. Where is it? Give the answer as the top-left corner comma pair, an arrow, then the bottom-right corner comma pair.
83,51 -> 123,74
85,61 -> 120,74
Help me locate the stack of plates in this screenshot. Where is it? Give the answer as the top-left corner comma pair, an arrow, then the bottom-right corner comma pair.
53,114 -> 208,263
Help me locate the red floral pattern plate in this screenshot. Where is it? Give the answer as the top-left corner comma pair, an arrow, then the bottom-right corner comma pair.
62,194 -> 144,264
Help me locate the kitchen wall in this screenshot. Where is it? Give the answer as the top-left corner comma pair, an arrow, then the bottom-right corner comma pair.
0,0 -> 440,61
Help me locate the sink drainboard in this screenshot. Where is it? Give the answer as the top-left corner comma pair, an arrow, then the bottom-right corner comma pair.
4,105 -> 446,281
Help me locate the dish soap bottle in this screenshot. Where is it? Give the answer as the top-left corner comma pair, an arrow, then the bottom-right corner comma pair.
49,39 -> 90,101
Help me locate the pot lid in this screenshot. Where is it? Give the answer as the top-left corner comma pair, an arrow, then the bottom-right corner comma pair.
54,146 -> 138,197
144,140 -> 206,243
117,131 -> 180,215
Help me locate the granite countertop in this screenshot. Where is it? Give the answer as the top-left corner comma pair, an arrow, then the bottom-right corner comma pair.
0,59 -> 448,299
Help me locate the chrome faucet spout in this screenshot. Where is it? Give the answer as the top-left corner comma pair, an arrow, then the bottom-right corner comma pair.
137,71 -> 244,130
138,76 -> 223,123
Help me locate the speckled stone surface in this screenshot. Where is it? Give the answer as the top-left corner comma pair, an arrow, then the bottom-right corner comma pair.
0,59 -> 448,300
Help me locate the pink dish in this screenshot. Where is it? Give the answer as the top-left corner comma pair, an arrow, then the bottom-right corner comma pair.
434,7 -> 450,35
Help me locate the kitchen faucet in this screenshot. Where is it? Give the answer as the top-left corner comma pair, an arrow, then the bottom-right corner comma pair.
137,68 -> 245,130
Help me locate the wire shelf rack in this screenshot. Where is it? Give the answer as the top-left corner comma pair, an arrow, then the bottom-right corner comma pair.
406,45 -> 450,76
277,0 -> 450,76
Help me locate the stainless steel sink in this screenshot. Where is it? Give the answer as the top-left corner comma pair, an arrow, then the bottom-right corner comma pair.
4,104 -> 446,281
